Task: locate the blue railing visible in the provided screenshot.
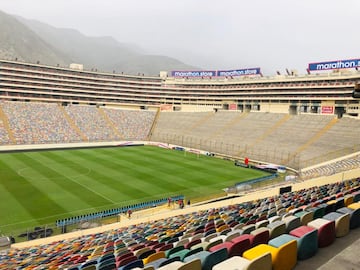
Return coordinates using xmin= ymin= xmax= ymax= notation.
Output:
xmin=56 ymin=195 xmax=184 ymax=227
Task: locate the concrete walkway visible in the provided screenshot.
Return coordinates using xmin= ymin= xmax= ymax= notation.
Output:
xmin=295 ymin=227 xmax=360 ymax=270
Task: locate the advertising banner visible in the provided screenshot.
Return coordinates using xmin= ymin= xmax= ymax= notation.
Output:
xmin=321 ymin=106 xmax=334 ymax=114
xmin=308 ymin=59 xmax=360 ymax=71
xmin=171 ymin=68 xmax=261 ymax=77
xmin=171 ymin=70 xmax=216 ymax=77
xmin=160 ymin=104 xmax=173 ymax=111
xmin=217 ymin=67 xmax=261 ymax=77
xmin=229 ymin=103 xmax=237 ymax=110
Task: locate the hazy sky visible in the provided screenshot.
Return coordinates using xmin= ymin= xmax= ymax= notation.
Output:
xmin=0 ymin=0 xmax=359 ymax=75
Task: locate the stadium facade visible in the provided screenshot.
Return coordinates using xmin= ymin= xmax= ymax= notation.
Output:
xmin=0 ymin=59 xmax=359 ymax=117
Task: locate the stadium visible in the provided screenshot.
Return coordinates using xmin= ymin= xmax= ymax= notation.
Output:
xmin=0 ymin=58 xmax=359 ymax=269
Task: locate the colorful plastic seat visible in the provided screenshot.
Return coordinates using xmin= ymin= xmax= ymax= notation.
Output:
xmin=308 ymin=218 xmax=336 ymax=248
xmin=244 ymin=237 xmax=297 ymax=270
xmin=213 ymin=253 xmax=272 ymax=270
xmin=143 ymin=251 xmax=165 ymax=265
xmin=249 ymin=227 xmax=270 ymax=247
xmin=323 ymin=212 xmax=350 ymax=237
xmin=289 ymin=226 xmax=318 ymax=260
xmin=157 ymin=258 xmax=201 ymax=270
xmin=267 ymin=220 xmax=286 ymax=239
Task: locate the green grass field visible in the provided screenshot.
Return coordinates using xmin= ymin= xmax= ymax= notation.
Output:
xmin=0 ymin=146 xmax=269 ymax=236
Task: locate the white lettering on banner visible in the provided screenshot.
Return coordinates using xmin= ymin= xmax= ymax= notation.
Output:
xmin=316 ymin=60 xmax=360 ymax=70
xmin=173 ymin=71 xmax=215 ymax=77
xmin=199 ymin=71 xmax=214 ymax=77
xmin=218 ymin=69 xmax=258 ymax=77
xmin=172 ymin=68 xmax=260 ymax=77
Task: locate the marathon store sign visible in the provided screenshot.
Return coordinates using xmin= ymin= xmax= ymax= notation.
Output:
xmin=171 ymin=68 xmax=261 ymax=78
xmin=308 ymin=58 xmax=360 ymax=71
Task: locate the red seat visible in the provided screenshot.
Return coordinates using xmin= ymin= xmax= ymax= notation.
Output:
xmin=249 ymin=227 xmax=270 ymax=247
xmin=116 ymin=255 xmax=137 ymax=268
xmin=209 ymin=240 xmax=250 ymax=257
xmin=230 ymin=234 xmax=252 ymax=256
xmin=156 ymin=243 xmax=173 ymax=252
xmin=184 ymin=238 xmax=201 ymax=249
xmin=308 ymin=218 xmax=335 ymax=248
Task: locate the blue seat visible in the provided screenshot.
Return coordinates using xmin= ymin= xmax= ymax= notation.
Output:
xmin=97 ymin=260 xmax=115 ymax=270
xmin=184 ymin=248 xmax=228 ymax=270
xmin=117 ymin=259 xmax=144 ymax=270
xmin=146 ymin=256 xmax=180 ymax=269
xmin=81 ymin=259 xmax=98 ymax=269
xmin=337 ymin=207 xmax=360 ymax=229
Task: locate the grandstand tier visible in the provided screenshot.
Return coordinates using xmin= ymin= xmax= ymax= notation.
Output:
xmin=0 ymin=100 xmax=358 ymax=173
xmin=0 ymin=59 xmax=359 ymax=269
xmin=0 ymin=59 xmax=359 ymax=117
xmin=0 ymin=177 xmax=359 ymax=269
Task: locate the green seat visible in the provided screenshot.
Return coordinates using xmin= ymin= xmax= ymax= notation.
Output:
xmin=169 ymin=247 xmax=203 ymax=261
xmin=165 ymin=245 xmax=184 ymax=258
xmin=159 ymin=236 xmax=171 ymax=243
xmin=184 ymin=248 xmax=228 ymax=270
xmin=169 ymin=249 xmax=190 ymax=260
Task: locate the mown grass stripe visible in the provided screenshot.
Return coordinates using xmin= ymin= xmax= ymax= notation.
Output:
xmin=87 ymin=148 xmax=191 ymax=192
xmin=48 ymin=148 xmax=174 ymax=205
xmin=30 ymin=151 xmax=115 ymax=206
xmin=0 ymin=146 xmax=269 ymax=235
xmin=11 ymin=153 xmax=94 ymax=211
xmin=0 ymin=176 xmax=35 ymax=227
xmin=66 ymin=149 xmax=171 ymax=198
xmin=86 ymin=147 xmax=256 ymax=192
xmin=0 ymin=156 xmax=67 ymax=224
xmin=59 ymin=147 xmax=229 ymax=199
xmin=47 ymin=150 xmax=154 ymax=204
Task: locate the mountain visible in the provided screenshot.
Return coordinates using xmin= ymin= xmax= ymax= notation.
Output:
xmin=0 ymin=10 xmax=196 ymax=75
xmin=0 ymin=10 xmax=70 ymax=66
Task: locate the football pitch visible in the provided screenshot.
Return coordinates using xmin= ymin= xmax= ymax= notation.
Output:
xmin=0 ymin=146 xmax=269 ymax=235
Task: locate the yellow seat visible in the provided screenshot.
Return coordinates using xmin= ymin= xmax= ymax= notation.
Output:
xmin=243 ymin=240 xmax=297 ymax=270
xmin=286 ymin=205 xmax=295 ymax=212
xmin=344 ymin=195 xmax=354 ymax=207
xmin=216 ymin=224 xmax=230 ymax=233
xmin=326 ymin=199 xmax=337 ymax=206
xmin=348 ymin=202 xmax=360 ymax=210
xmin=213 ymin=253 xmax=272 ymax=270
xmin=143 ymin=251 xmax=165 ymax=265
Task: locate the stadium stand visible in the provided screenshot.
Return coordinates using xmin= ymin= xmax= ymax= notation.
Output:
xmin=150 ymin=111 xmax=359 ymax=171
xmin=0 ymin=120 xmax=10 ymax=145
xmin=0 ymin=177 xmax=359 ymax=269
xmin=102 ymin=108 xmax=156 ymax=141
xmin=0 ymin=101 xmax=81 ymax=144
xmin=0 ymin=101 xmax=157 ymax=145
xmin=0 ymin=59 xmax=359 ymax=269
xmin=64 ymin=105 xmax=120 ymax=142
xmin=0 ymin=99 xmax=357 ymax=175
xmin=300 ymin=154 xmax=360 ymax=180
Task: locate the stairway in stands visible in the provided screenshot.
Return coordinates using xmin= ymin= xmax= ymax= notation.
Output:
xmin=208 ymin=112 xmax=249 ymax=142
xmin=182 ymin=111 xmax=215 ymax=136
xmin=58 ymin=104 xmax=88 ymax=142
xmin=148 ymin=108 xmax=161 ymax=141
xmin=245 ymin=114 xmax=291 ymax=153
xmin=282 ymin=117 xmax=339 ymax=165
xmin=0 ymin=104 xmax=16 ymax=144
xmin=97 ymin=107 xmax=124 ymax=140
